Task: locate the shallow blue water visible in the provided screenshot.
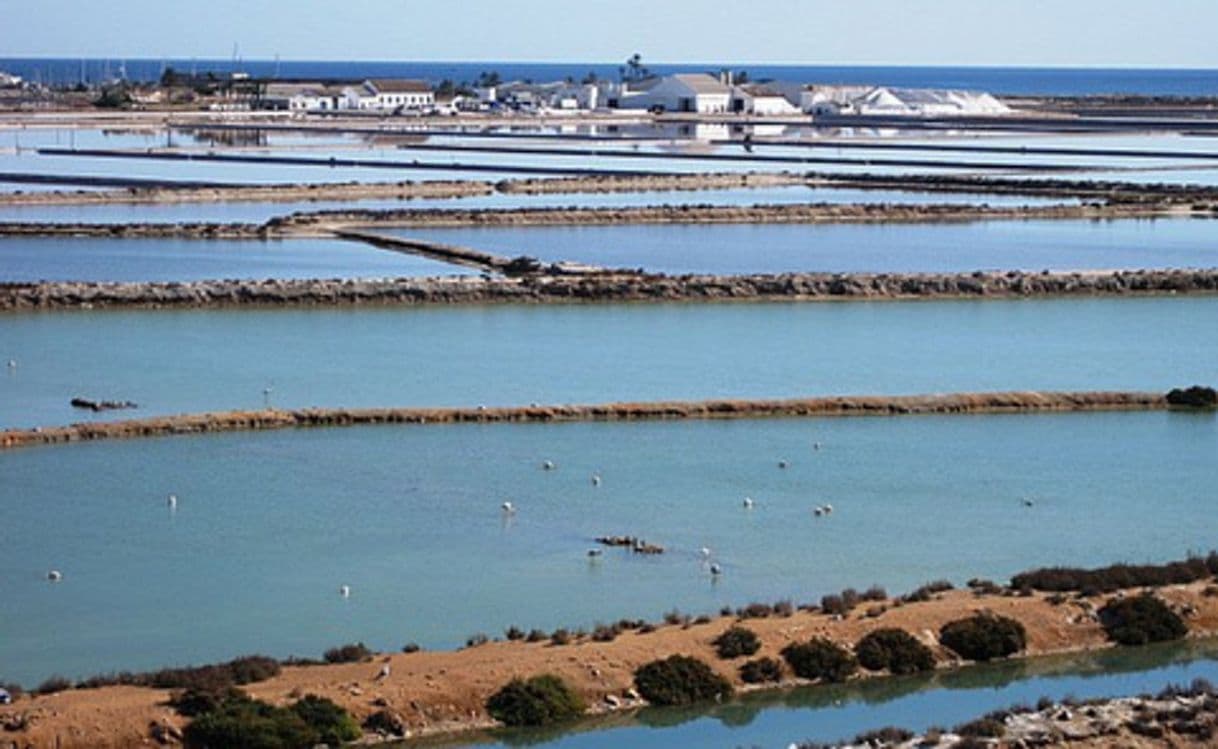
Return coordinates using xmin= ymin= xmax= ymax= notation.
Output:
xmin=1 ymin=410 xmax=1215 ymax=685
xmin=393 ymin=218 xmax=1218 ymax=274
xmin=469 ymin=641 xmax=1218 ymax=748
xmin=2 ymin=297 xmax=1218 ymax=429
xmin=0 ymin=236 xmax=473 ymax=282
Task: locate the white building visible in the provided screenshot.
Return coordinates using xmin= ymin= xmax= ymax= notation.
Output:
xmin=261 ymin=82 xmax=344 ymax=112
xmin=618 ymin=73 xmax=731 ymax=114
xmin=340 ymin=79 xmax=434 ymax=111
xmin=800 ymin=85 xmax=872 ymax=116
xmin=730 ymin=84 xmax=800 ymax=115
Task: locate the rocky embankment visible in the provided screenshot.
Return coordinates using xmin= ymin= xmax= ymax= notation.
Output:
xmin=0 ymin=391 xmax=1172 ymax=449
xmin=0 ymin=179 xmax=494 ymax=206
xmin=824 ymin=688 xmax=1218 ymax=748
xmin=497 ymin=171 xmax=806 ymax=193
xmin=274 ymin=201 xmax=1149 ymax=231
xmin=2 ymin=269 xmax=1216 ymax=311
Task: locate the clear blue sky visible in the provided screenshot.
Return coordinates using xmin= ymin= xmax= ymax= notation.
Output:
xmin=3 ymin=0 xmax=1217 ymax=67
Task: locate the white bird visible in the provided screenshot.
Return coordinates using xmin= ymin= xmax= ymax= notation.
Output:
xmin=587 ymin=548 xmax=603 ymax=557
xmin=167 ymin=493 xmax=177 ymax=508
xmin=501 ymin=501 xmax=516 ymax=514
xmin=743 ymin=497 xmax=754 ymax=509
xmin=339 ymin=585 xmax=351 ymax=597
xmin=47 ymin=570 xmax=63 ymax=582
xmin=542 ymin=460 xmax=556 ymax=471
xmin=709 ymin=563 xmax=723 ymax=576
xmin=778 ymin=460 xmax=789 ymax=469
xmin=812 ymin=442 xmax=822 ymax=451
xmin=375 ymin=663 xmax=391 ymax=680
xmin=813 ymin=506 xmax=825 ymax=517
xmin=824 ymin=504 xmax=834 ymax=514
xmin=1022 ymin=498 xmax=1035 ymax=507
xmin=700 ymin=547 xmax=712 ymax=558
xmin=5 ymin=360 xmax=15 ymax=369
xmin=591 ymin=473 xmax=601 ymax=486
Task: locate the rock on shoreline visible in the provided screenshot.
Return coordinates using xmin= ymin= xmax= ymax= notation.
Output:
xmin=1 ymin=269 xmax=1216 ymax=311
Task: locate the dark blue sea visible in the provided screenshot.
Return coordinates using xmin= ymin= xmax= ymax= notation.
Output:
xmin=2 ymin=58 xmax=1217 ymax=96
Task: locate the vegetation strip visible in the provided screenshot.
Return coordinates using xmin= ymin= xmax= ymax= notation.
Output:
xmin=4 ymin=555 xmax=1218 ymax=748
xmin=0 ymin=390 xmax=1192 ymax=450
xmin=3 ymin=268 xmax=1218 ymax=312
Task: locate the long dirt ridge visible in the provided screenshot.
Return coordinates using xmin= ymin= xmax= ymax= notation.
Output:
xmin=0 ymin=391 xmax=1172 ymax=450
xmin=3 ymin=581 xmax=1217 ymax=748
xmin=3 ymin=268 xmax=1217 ymax=311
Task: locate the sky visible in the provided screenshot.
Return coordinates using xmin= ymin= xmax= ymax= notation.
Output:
xmin=2 ymin=0 xmax=1218 ymax=67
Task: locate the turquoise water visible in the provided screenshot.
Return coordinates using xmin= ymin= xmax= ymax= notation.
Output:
xmin=3 ymin=297 xmax=1218 ymax=429
xmin=1 ymin=411 xmax=1215 ymax=684
xmin=393 ymin=218 xmax=1218 ymax=274
xmin=467 ymin=640 xmax=1218 ymax=748
xmin=0 ymin=237 xmax=474 ymax=282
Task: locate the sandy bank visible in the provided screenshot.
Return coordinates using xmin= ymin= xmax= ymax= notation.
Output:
xmin=2 ymin=268 xmax=1216 ymax=312
xmin=0 ymin=179 xmax=493 ymax=206
xmin=0 ymin=391 xmax=1171 ymax=450
xmin=3 ymin=583 xmax=1217 ymax=748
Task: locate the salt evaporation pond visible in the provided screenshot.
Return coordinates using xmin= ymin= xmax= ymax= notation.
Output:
xmin=0 ymin=186 xmax=1074 ymax=225
xmin=470 ymin=641 xmax=1218 ymax=749
xmin=1 ymin=410 xmax=1215 ymax=684
xmin=3 ymin=296 xmax=1218 ymax=429
xmin=393 ymin=217 xmax=1218 ymax=274
xmin=0 ymin=236 xmax=475 ymax=282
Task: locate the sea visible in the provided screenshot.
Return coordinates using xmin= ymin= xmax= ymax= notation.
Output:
xmin=2 ymin=58 xmax=1217 ymax=96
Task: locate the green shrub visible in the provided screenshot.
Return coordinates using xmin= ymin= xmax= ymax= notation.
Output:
xmin=1167 ymin=386 xmax=1218 ymax=408
xmin=183 ymin=694 xmax=314 ymax=749
xmin=780 ymin=639 xmax=857 ymax=682
xmin=170 ymin=686 xmax=249 ymax=717
xmin=854 ymin=628 xmax=936 ymax=674
xmin=1099 ymin=594 xmax=1188 ymax=645
xmin=290 ymin=694 xmax=361 ymax=745
xmin=486 ymin=674 xmax=585 ymax=727
xmin=633 ymin=655 xmax=733 ymax=706
xmin=323 ymin=643 xmax=372 ymax=664
xmin=739 ymin=657 xmax=783 ymax=684
xmin=901 ymin=580 xmax=954 ymax=603
xmin=713 ymin=626 xmax=761 ymax=659
xmin=1011 ymin=556 xmax=1213 ymax=594
xmin=939 ymin=614 xmax=1026 ymax=661
xmin=955 ymin=716 xmax=1006 ymax=738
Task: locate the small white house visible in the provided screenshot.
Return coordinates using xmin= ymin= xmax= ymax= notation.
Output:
xmin=800 ymin=85 xmax=873 ymax=115
xmin=731 ymin=84 xmax=800 ymax=115
xmin=365 ymin=79 xmax=434 ymax=110
xmin=618 ymin=74 xmax=731 ymax=114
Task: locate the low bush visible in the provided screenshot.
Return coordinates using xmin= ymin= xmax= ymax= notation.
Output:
xmin=526 ymin=629 xmax=548 ymax=643
xmin=901 ymin=580 xmax=954 ymax=603
xmin=738 ymin=602 xmax=775 ymax=619
xmin=633 ymin=655 xmax=733 ymax=706
xmin=854 ymin=628 xmax=936 ymax=674
xmin=75 ymin=655 xmax=281 ymax=693
xmin=820 ymin=594 xmax=850 ymax=616
xmin=1167 ymin=385 xmax=1218 ymax=408
xmin=323 ymin=643 xmax=372 ymax=664
xmin=486 ymin=674 xmax=585 ymax=727
xmin=1099 ymin=594 xmax=1188 ymax=646
xmin=861 ymin=586 xmax=888 ymax=602
xmin=35 ymin=676 xmax=73 ymax=695
xmin=780 ymin=639 xmax=857 ymax=682
xmin=170 ymin=686 xmax=248 ymax=717
xmin=1011 ymin=555 xmax=1216 ymax=594
xmin=182 ymin=690 xmax=359 ymax=749
xmin=853 ymin=726 xmax=915 ymax=745
xmin=505 ymin=626 xmax=525 ymax=641
xmin=713 ymin=626 xmax=761 ymax=659
xmin=773 ymin=599 xmax=795 ymax=617
xmin=954 ymin=716 xmax=1006 ymax=738
xmin=739 ymin=657 xmax=783 ymax=684
xmin=939 ymin=614 xmax=1026 ymax=662
xmin=290 ymin=694 xmax=361 ymax=746
xmin=401 ymin=642 xmax=421 ymax=654
xmin=465 ymin=633 xmax=490 ymax=648
xmin=550 ymin=628 xmax=572 ymax=646
xmin=591 ymin=623 xmax=621 ymax=642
